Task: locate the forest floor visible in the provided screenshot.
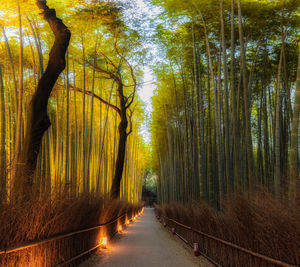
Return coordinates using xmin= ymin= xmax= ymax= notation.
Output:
xmin=80 ymin=207 xmax=213 ymax=267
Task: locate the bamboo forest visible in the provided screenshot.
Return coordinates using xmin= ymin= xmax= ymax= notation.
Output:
xmin=0 ymin=0 xmax=299 ymax=266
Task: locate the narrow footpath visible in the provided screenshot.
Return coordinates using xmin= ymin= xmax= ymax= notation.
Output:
xmin=80 ymin=208 xmax=213 ymax=267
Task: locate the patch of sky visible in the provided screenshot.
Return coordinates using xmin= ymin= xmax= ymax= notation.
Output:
xmin=115 ymin=0 xmax=164 ymax=144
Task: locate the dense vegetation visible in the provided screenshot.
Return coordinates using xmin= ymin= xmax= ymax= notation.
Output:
xmin=151 ymin=0 xmax=299 ymax=207
xmin=0 ymin=1 xmax=147 ymax=265
xmin=0 ymin=0 xmax=148 ymax=202
xmin=151 ymin=0 xmax=300 ymax=264
xmin=0 ymin=0 xmax=299 ymax=265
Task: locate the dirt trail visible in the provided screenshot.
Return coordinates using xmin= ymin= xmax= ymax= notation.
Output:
xmin=80 ymin=207 xmax=213 ymax=267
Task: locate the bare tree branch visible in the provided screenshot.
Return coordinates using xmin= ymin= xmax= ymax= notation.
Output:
xmin=56 ymin=84 xmax=121 ymax=114
xmin=113 ymin=40 xmax=137 ymax=108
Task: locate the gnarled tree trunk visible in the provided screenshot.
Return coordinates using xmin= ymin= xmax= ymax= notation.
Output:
xmin=110 ymin=111 xmax=128 ymax=199
xmin=110 ymin=84 xmax=129 ymax=199
xmin=15 ymin=0 xmax=70 ymax=200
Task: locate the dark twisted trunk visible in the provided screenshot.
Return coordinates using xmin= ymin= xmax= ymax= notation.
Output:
xmin=15 ymin=1 xmax=70 ymax=199
xmin=110 ymin=91 xmax=128 ymax=199
xmin=89 ymin=43 xmax=135 ymax=200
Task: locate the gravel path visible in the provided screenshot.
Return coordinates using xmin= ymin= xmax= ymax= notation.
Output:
xmin=79 ymin=208 xmax=213 ymax=267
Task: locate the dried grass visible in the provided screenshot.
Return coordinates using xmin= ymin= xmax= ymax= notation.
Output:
xmin=156 ymin=192 xmax=300 ymax=266
xmin=0 ymin=193 xmax=143 ymax=266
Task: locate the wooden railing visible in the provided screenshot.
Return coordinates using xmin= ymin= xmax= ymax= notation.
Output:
xmin=0 ymin=207 xmax=144 ymax=266
xmin=155 ymin=210 xmax=296 ymax=267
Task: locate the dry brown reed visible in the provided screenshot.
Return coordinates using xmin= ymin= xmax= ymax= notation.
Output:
xmin=0 ymin=192 xmax=143 ymax=266
xmin=156 ymin=191 xmax=300 ymax=266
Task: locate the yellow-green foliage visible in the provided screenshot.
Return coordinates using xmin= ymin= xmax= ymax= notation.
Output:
xmin=0 ymin=0 xmax=148 ymax=203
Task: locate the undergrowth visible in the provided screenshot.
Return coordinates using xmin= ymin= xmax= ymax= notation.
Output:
xmin=0 ymin=192 xmax=143 ymax=266
xmin=156 ymin=191 xmax=300 ymax=265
